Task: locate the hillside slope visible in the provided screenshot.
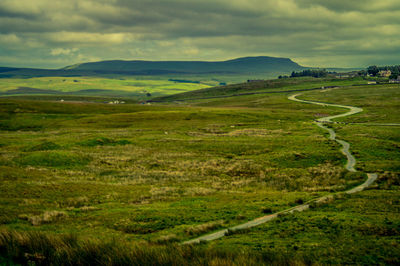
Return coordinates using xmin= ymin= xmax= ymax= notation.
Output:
xmin=63 ymin=56 xmax=305 ymax=74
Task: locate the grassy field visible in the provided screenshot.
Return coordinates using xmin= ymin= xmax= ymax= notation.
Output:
xmin=0 ymin=77 xmax=399 ymax=264
xmin=301 ymin=84 xmax=400 ymax=172
xmin=206 ymin=83 xmax=400 ymax=264
xmin=151 ymin=76 xmax=368 ymax=102
xmin=0 ymin=76 xmax=211 ymax=99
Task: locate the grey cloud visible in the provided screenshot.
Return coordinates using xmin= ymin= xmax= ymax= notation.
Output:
xmin=0 ymin=7 xmax=38 ymax=19
xmin=297 ymin=0 xmax=400 ymax=12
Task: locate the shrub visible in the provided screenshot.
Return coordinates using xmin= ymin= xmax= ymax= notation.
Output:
xmin=295 ymin=198 xmax=304 ymax=204
xmin=262 ymin=207 xmax=273 ymax=214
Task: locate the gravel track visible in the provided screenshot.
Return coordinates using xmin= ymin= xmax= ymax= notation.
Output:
xmin=183 ymin=91 xmax=378 ymax=245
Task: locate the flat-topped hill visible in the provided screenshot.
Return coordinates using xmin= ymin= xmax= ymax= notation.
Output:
xmin=63 ymin=56 xmax=304 ymax=75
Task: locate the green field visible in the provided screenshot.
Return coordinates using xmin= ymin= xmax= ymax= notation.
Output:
xmin=0 ymin=77 xmax=399 ymax=265
xmin=0 ymin=76 xmax=211 ymax=99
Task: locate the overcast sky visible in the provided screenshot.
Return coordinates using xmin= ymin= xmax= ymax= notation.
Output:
xmin=0 ymin=0 xmax=399 ymax=68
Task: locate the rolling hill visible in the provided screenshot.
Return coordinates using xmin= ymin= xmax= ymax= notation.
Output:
xmin=0 ymin=56 xmax=305 ymax=79
xmin=63 ymin=56 xmax=305 ymax=75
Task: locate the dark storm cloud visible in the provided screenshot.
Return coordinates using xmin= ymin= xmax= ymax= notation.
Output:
xmin=0 ymin=0 xmax=399 ymax=68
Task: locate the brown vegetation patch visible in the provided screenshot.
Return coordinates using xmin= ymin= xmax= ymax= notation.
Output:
xmin=19 ymin=211 xmax=68 ymax=226
xmin=227 ymin=128 xmax=283 ymax=137
xmin=150 ymin=186 xmax=178 ymax=199
xmin=184 ymin=220 xmax=225 ymax=236
xmin=185 ymin=187 xmax=216 ymax=196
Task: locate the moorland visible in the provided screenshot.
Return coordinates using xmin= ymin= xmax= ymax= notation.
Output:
xmin=0 ymin=72 xmax=399 ymax=265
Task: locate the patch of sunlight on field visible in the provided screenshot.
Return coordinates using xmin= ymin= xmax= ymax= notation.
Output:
xmin=0 ymin=77 xmax=210 ymax=94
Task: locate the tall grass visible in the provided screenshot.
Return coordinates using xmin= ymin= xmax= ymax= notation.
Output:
xmin=0 ymin=229 xmax=298 ymax=266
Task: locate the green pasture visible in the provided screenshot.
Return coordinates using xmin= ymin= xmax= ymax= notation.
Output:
xmin=0 ymin=76 xmax=210 ymax=97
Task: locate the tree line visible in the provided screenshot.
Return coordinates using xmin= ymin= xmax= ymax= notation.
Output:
xmin=289 ymin=69 xmax=328 ymax=78
xmin=278 ymin=65 xmax=400 ymax=80
xmin=365 ymin=65 xmax=400 ymax=78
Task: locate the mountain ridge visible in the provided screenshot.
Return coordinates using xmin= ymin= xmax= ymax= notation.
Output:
xmin=0 ymin=56 xmax=306 ymax=78
xmin=62 ymin=56 xmax=305 ymax=74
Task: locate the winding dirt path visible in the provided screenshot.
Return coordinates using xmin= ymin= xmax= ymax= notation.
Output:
xmin=287 ymin=93 xmax=364 ymax=172
xmin=183 ymin=91 xmax=377 ymax=245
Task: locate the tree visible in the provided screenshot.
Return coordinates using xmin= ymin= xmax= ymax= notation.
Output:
xmin=367 ymin=66 xmax=379 ymax=76
xmin=358 ymin=70 xmax=367 ymax=76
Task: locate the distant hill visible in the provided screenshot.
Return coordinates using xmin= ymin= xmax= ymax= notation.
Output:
xmin=0 ymin=56 xmax=305 ymax=79
xmin=0 ymin=86 xmax=143 ymax=97
xmin=3 ymin=87 xmax=60 ymax=95
xmin=63 ymin=56 xmax=305 ymax=75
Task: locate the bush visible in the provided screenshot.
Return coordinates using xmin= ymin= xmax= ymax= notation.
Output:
xmin=262 ymin=207 xmax=273 ymax=214
xmin=295 ymin=198 xmax=304 ymax=204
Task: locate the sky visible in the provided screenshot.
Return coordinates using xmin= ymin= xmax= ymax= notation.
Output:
xmin=0 ymin=0 xmax=399 ymax=69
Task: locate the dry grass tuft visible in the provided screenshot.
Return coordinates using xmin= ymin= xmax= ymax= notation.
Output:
xmin=185 ymin=187 xmax=215 ymax=196
xmin=64 ymin=196 xmax=89 ymax=207
xmin=185 ymin=220 xmax=225 ymax=236
xmin=154 ymin=234 xmax=180 ymax=243
xmin=228 ymin=128 xmax=284 ymax=137
xmin=79 ymin=206 xmax=99 ymax=212
xmin=150 ymin=186 xmax=178 ymax=199
xmin=19 ymin=211 xmax=68 ymax=226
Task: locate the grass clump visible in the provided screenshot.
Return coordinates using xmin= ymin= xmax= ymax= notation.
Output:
xmin=0 ymin=166 xmax=32 ymax=180
xmin=0 ymin=120 xmax=43 ymax=131
xmin=224 ymin=228 xmax=250 ymax=236
xmin=78 ymin=137 xmax=132 ymax=147
xmin=63 ymin=196 xmax=90 ymax=208
xmin=24 ymin=141 xmax=61 ymax=152
xmin=154 ymin=234 xmax=180 ymax=244
xmin=16 ymin=151 xmax=90 ymax=168
xmin=184 ymin=220 xmax=225 ymax=236
xmin=0 ymin=230 xmax=268 ymax=266
xmin=377 ymin=171 xmax=400 ymax=189
xmin=19 ymin=211 xmax=68 ymax=226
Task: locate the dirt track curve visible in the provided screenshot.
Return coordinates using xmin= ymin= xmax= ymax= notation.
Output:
xmin=183 ymin=90 xmax=377 ymax=245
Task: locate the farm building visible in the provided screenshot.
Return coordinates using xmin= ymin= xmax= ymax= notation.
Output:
xmin=378 ymin=70 xmax=391 ymax=77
